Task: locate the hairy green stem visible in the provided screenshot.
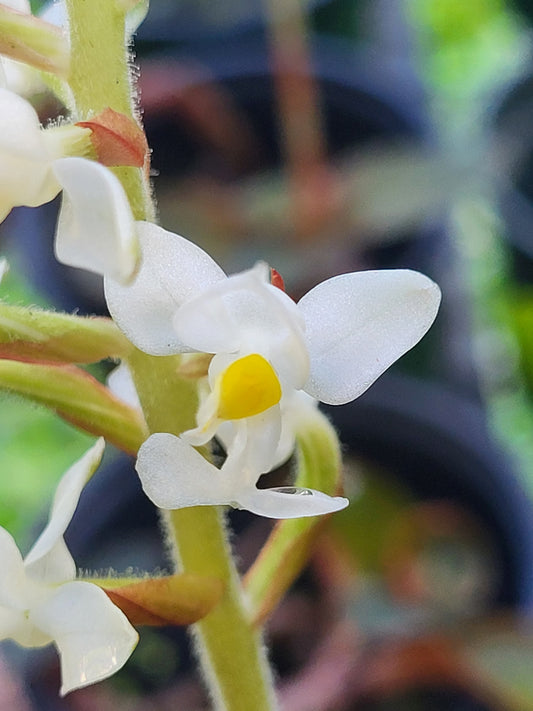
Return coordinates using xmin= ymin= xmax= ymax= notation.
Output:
xmin=128 ymin=351 xmax=277 ymax=710
xmin=65 ymin=3 xmax=277 ymax=706
xmin=65 ymin=0 xmax=153 ymax=221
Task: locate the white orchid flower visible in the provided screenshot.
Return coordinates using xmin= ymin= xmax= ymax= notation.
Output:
xmin=105 ymin=222 xmax=441 ymax=466
xmin=0 ymin=439 xmax=138 ymax=696
xmin=0 ymin=87 xmax=63 ymax=221
xmin=0 ymin=88 xmax=137 ymax=282
xmin=52 ymin=157 xmax=139 ymax=282
xmin=136 ymin=429 xmax=348 ymax=519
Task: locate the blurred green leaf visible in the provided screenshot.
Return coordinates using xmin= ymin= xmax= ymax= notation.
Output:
xmin=0 ymin=397 xmax=93 ymax=537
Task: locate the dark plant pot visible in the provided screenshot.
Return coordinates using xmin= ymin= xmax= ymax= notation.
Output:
xmin=325 ymin=371 xmax=533 ymax=611
xmin=134 ymin=0 xmax=366 ymax=49
xmin=144 ymin=37 xmax=433 ymax=254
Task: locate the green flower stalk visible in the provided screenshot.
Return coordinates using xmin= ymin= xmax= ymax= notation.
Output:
xmin=64 ymin=1 xmax=280 ymax=708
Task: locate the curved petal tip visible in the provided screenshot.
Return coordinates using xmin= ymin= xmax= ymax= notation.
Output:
xmin=237 ymin=486 xmax=349 ymax=519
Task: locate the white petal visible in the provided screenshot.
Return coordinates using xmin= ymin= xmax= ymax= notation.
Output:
xmin=299 ymin=269 xmax=441 ymax=404
xmin=106 ymin=361 xmax=141 ymax=410
xmin=0 ymin=527 xmax=26 ymax=608
xmin=125 ymin=0 xmax=149 ymax=35
xmin=173 ymin=265 xmax=309 ymax=386
xmin=0 ymin=528 xmax=52 ymax=647
xmin=31 ymin=580 xmax=138 ymax=696
xmin=235 ymin=486 xmax=349 ymax=519
xmin=53 ymin=158 xmax=138 ymax=283
xmin=104 ymin=222 xmax=226 ymax=355
xmin=0 ymin=88 xmax=59 ymax=220
xmin=136 ymin=432 xmax=229 ymax=509
xmin=24 ymin=439 xmax=105 ymax=583
xmin=172 ymin=264 xmax=269 ymax=354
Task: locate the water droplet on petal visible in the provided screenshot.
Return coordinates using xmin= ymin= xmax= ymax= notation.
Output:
xmin=269 ymin=487 xmax=313 ymax=496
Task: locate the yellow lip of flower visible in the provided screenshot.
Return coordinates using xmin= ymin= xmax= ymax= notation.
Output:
xmin=216 ymin=353 xmax=282 ymax=421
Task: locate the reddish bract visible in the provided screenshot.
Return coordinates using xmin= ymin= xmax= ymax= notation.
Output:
xmin=77 ymin=107 xmax=148 ymax=168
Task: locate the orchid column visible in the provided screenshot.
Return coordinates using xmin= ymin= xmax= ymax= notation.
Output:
xmin=64 ymin=0 xmax=278 ymax=709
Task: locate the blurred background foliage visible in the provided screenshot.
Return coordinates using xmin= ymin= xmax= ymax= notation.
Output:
xmin=5 ymin=0 xmax=533 ymax=709
xmin=0 ymin=260 xmax=93 ymax=540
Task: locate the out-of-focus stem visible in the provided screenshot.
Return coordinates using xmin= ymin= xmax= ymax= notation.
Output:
xmin=265 ymin=0 xmax=335 ymax=240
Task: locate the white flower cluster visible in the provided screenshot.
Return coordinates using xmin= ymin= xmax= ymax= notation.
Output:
xmin=0 ymin=0 xmax=441 ymax=693
xmin=0 ymin=79 xmax=441 ymax=521
xmin=0 ymin=441 xmax=137 ymax=695
xmin=0 ymin=68 xmax=441 ymax=519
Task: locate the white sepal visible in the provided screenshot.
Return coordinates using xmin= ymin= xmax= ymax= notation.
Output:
xmin=107 ymin=361 xmax=141 ymax=411
xmin=24 ymin=438 xmax=105 ymax=583
xmin=33 ymin=580 xmax=138 ymax=696
xmin=0 ymin=439 xmax=138 ymax=694
xmin=53 ymin=157 xmax=139 ymax=283
xmin=40 ymin=0 xmax=66 ymax=26
xmin=124 ymin=0 xmax=149 ymax=35
xmin=0 ymin=257 xmax=9 ymax=283
xmin=298 ymin=269 xmax=442 ymax=404
xmin=104 ymin=222 xmax=226 ymax=355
